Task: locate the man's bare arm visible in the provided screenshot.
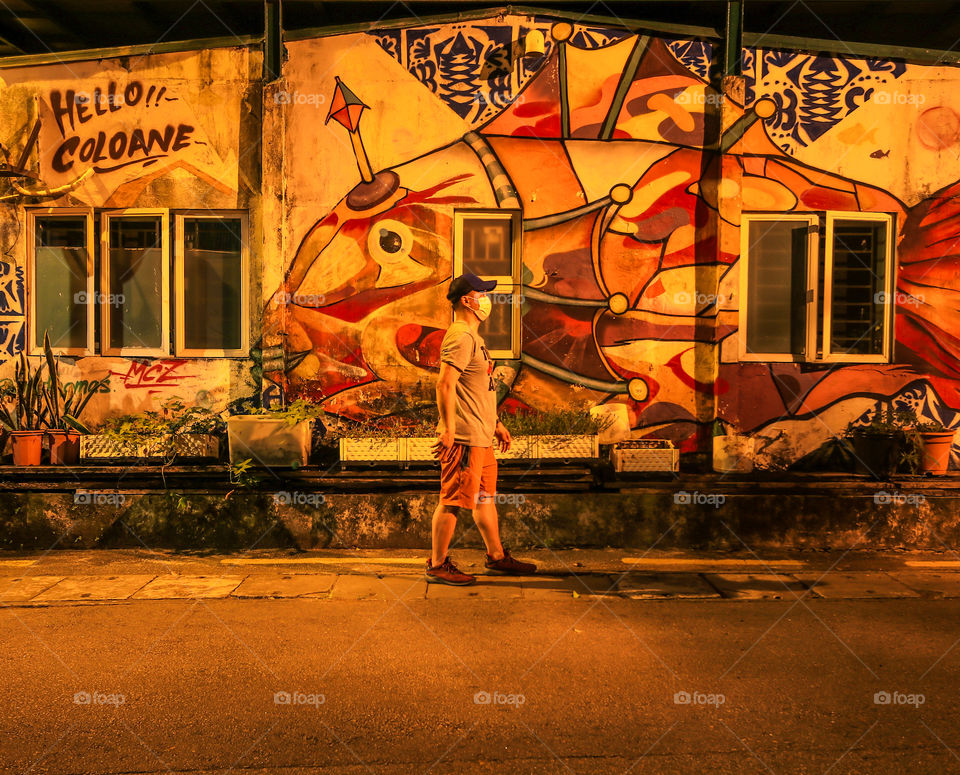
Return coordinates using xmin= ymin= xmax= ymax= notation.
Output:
xmin=436 ymin=362 xmax=459 ymax=433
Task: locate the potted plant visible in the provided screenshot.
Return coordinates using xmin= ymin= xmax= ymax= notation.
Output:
xmin=0 ymin=350 xmax=50 ymax=466
xmin=909 ymin=420 xmax=955 ymax=475
xmin=501 ymin=405 xmax=611 ymax=462
xmin=611 ymin=438 xmax=679 ymax=472
xmin=89 ymin=396 xmax=224 ymax=465
xmin=333 ymin=381 xmax=446 ymax=467
xmin=844 ymin=403 xmax=911 ymax=479
xmin=711 ymin=418 xmax=755 ymax=473
xmin=334 ymin=415 xmax=437 ymax=467
xmin=40 ymin=332 xmax=110 ymax=465
xmin=336 ymin=416 xmax=403 ymax=465
xmin=226 ymin=397 xmax=322 ymax=468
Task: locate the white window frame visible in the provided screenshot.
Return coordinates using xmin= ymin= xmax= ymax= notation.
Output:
xmin=738 ymin=213 xmax=819 ymax=363
xmin=453 ymin=209 xmax=522 ymax=359
xmin=26 ymin=207 xmax=95 ymax=356
xmin=740 ymin=211 xmax=896 ymax=364
xmin=173 ymin=211 xmax=250 ymax=358
xmin=821 ymin=211 xmax=895 ymax=364
xmin=100 ymin=209 xmax=170 ymax=357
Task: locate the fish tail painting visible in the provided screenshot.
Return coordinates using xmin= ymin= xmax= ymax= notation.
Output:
xmin=263 ymin=17 xmax=960 ymax=466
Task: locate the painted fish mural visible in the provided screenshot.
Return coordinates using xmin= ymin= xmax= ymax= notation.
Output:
xmin=262 ymin=22 xmax=960 ymax=464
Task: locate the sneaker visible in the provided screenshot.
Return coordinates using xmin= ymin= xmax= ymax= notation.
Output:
xmin=484 ymin=547 xmax=537 ymax=575
xmin=425 ymin=556 xmax=477 ymax=586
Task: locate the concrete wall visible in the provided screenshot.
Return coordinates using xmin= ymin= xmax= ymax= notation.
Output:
xmin=2 ymin=487 xmax=958 ymax=551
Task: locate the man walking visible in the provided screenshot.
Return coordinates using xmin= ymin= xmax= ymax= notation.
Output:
xmin=427 ymin=273 xmax=537 ymax=585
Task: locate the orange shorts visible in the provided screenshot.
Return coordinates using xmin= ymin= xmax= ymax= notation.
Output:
xmin=439 ymin=444 xmax=498 ymax=509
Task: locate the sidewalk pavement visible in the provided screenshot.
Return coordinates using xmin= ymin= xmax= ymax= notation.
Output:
xmin=3 ymin=548 xmax=960 ymax=605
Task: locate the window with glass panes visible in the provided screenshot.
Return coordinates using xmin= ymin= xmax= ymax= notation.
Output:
xmin=29 ymin=211 xmax=94 ymax=354
xmin=453 ymin=210 xmax=521 ymax=359
xmin=175 ymin=214 xmax=247 ymax=356
xmin=101 ymin=211 xmax=168 ymax=356
xmin=740 ymin=212 xmax=894 ymax=363
xmin=28 ymin=208 xmax=249 ymax=358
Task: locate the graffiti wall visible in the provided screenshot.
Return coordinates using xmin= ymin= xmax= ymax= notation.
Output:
xmin=3 ymin=12 xmax=959 ymax=467
xmin=264 ymin=13 xmax=960 ymax=465
xmin=0 ymin=46 xmax=261 ymax=423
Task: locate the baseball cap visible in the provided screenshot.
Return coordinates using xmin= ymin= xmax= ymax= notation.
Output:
xmin=446 ymin=272 xmax=497 ymax=303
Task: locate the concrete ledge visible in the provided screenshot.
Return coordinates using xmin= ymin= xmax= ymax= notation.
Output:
xmin=1 ymin=479 xmax=959 ymax=551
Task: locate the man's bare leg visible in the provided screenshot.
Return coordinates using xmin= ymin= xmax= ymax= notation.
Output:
xmin=431 ymin=503 xmax=459 ymax=567
xmin=473 ymin=499 xmax=505 ymax=561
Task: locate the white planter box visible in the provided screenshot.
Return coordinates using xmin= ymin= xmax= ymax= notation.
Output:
xmin=532 ymin=434 xmax=600 ymax=460
xmin=402 ymin=437 xmax=438 ymax=461
xmin=227 ymin=416 xmax=312 ymax=467
xmin=712 ymin=435 xmax=755 ymax=473
xmin=80 ymin=435 xmax=142 ymax=459
xmin=339 ymin=434 xmax=599 ymax=465
xmin=495 ymin=435 xmax=534 ymax=461
xmin=339 ymin=437 xmax=401 ymax=464
xmin=611 ymin=439 xmax=679 ymax=472
xmin=81 ymin=433 xmax=219 ymax=461
xmin=142 ymin=433 xmax=220 ymax=460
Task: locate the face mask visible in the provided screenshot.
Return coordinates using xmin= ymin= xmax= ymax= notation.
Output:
xmin=465 ymin=293 xmax=492 ymax=322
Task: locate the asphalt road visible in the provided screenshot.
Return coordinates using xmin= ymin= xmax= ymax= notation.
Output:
xmin=3 ymin=588 xmax=960 ymax=774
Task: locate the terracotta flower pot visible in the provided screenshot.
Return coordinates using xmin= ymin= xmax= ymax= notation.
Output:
xmin=47 ymin=429 xmax=81 ymax=465
xmin=10 ymin=430 xmax=44 ymax=466
xmin=920 ymin=431 xmax=955 ymax=474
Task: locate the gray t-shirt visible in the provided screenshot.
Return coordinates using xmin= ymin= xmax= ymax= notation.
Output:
xmin=438 ymin=320 xmax=497 ymax=447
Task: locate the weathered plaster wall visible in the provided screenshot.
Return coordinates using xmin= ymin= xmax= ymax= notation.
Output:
xmin=0 ymin=45 xmax=264 ymax=425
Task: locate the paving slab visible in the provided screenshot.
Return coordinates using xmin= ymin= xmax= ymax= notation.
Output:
xmin=794 ymin=571 xmax=921 ymax=599
xmin=131 ymin=575 xmax=245 ymax=600
xmin=704 ymin=572 xmax=809 ymax=600
xmin=0 ymin=576 xmax=65 ymax=602
xmin=615 ymin=572 xmax=721 ymax=599
xmin=231 ymin=573 xmax=337 ymax=598
xmin=622 ymin=558 xmax=806 ymax=571
xmin=427 ymin=575 xmax=523 ymax=600
xmin=520 ymin=574 xmax=618 ymax=600
xmin=887 ymin=571 xmax=960 ymax=598
xmin=329 ymin=574 xmax=428 ymax=601
xmin=32 ymin=575 xmax=156 ymax=602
